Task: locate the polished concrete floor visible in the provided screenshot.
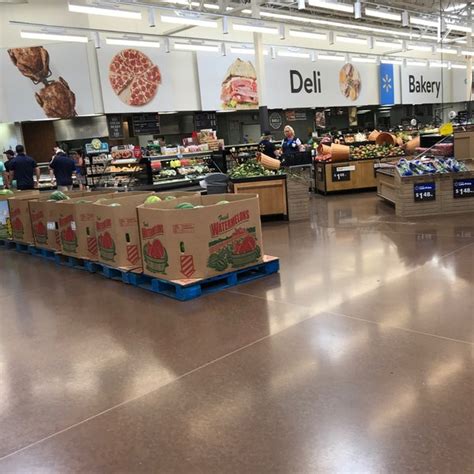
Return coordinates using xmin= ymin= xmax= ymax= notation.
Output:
xmin=0 ymin=192 xmax=473 ymax=473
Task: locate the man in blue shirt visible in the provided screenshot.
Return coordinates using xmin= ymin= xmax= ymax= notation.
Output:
xmin=9 ymin=145 xmax=40 ymax=190
xmin=49 ymin=148 xmax=76 ymax=191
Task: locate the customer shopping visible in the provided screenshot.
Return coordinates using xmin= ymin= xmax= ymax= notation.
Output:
xmin=50 ymin=147 xmax=76 ymax=191
xmin=9 ymin=145 xmax=40 ymax=190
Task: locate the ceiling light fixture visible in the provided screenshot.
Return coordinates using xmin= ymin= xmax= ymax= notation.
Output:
xmin=436 ymin=47 xmax=457 ymax=54
xmin=318 ymin=53 xmax=345 ymax=61
xmin=20 ymin=30 xmax=88 ymax=43
xmin=336 ymin=35 xmax=367 ymax=45
xmin=229 ymin=46 xmax=255 ymax=55
xmin=277 ymin=50 xmax=310 ymax=59
xmin=352 ymin=56 xmax=377 ymax=63
xmin=380 ymin=58 xmax=403 ymax=64
xmin=161 ymin=15 xmax=217 ymax=28
xmin=365 ymin=8 xmax=401 ymax=22
xmin=68 ymin=2 xmax=141 ymax=19
xmin=409 ymin=16 xmax=439 ymax=28
xmin=174 ymin=42 xmax=219 ymax=52
xmin=408 ymin=44 xmax=433 ymax=52
xmin=308 ymin=0 xmax=354 ymax=13
xmin=106 ymin=37 xmax=161 ymax=48
xmin=430 ymin=61 xmax=448 ymax=68
xmin=461 ymin=50 xmax=474 ymax=56
xmin=451 ymin=63 xmax=467 ymax=69
xmin=445 ymin=22 xmax=471 ymax=33
xmin=232 ymin=23 xmax=279 ymax=34
xmin=407 ymin=60 xmax=427 ymax=66
xmin=375 ymin=40 xmax=402 ymax=48
xmin=288 ymin=29 xmax=326 ymax=40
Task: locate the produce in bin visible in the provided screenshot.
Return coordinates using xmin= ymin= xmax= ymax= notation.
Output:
xmin=48 ymin=190 xmax=70 ymax=201
xmin=349 ymin=144 xmax=404 ymax=160
xmin=396 ymin=157 xmax=468 ymax=176
xmin=229 ymin=160 xmax=281 ymax=179
xmin=0 ymin=190 xmax=14 ymax=196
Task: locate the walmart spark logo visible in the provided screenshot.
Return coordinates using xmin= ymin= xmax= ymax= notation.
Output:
xmin=380 ymin=64 xmax=395 ymax=104
xmin=382 ymin=74 xmax=392 ymax=93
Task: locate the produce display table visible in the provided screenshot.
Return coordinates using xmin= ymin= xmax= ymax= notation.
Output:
xmin=377 ymin=164 xmax=474 ymax=217
xmin=314 ymin=158 xmax=395 ymax=194
xmin=230 ymin=175 xmax=288 ymax=218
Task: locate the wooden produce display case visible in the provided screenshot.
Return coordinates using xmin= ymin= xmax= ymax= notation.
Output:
xmin=377 ymin=161 xmax=474 ymax=217
xmin=314 ymin=158 xmax=391 ymax=194
xmin=230 ymin=175 xmax=288 ymax=219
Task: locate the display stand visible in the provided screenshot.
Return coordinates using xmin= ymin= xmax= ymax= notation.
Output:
xmin=377 ymin=163 xmax=474 ymax=217
xmin=230 ymin=175 xmax=288 ymax=218
xmin=314 ymin=158 xmax=393 ymax=194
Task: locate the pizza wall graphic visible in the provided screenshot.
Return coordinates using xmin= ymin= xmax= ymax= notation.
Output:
xmin=109 ymin=49 xmax=161 ymax=106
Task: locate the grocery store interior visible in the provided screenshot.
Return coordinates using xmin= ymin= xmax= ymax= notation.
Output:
xmin=0 ymin=0 xmax=473 ymax=472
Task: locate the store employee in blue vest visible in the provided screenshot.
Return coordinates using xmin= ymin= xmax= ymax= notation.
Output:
xmin=281 ymin=125 xmax=302 ymax=155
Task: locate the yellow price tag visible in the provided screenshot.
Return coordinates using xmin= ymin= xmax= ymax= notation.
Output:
xmin=439 ymin=122 xmax=453 ymax=136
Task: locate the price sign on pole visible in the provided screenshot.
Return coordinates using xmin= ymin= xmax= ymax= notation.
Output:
xmin=453 ymin=179 xmax=474 ymax=198
xmin=414 ymin=183 xmax=436 ymax=202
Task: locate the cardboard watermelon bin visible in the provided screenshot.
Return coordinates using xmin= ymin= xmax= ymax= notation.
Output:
xmin=28 ymin=191 xmax=107 ymax=251
xmin=1 ymin=190 xmax=39 ymax=240
xmin=7 ymin=191 xmax=41 ymax=244
xmin=94 ymin=193 xmax=154 ymax=271
xmin=56 ymin=191 xmax=145 ymax=260
xmin=137 ymin=193 xmax=264 ymax=281
xmin=93 ymin=192 xmax=196 ymax=271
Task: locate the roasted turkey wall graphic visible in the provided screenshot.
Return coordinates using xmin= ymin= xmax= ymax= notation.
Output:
xmin=109 ymin=49 xmax=161 ymax=106
xmin=339 ymin=63 xmax=361 ymax=101
xmin=8 ymin=46 xmax=77 ymax=118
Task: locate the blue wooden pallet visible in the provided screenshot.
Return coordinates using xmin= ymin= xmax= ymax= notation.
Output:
xmin=0 ymin=239 xmax=16 ymax=249
xmin=83 ymin=261 xmax=130 ymax=282
xmin=31 ymin=246 xmax=56 ymax=261
xmin=55 ymin=253 xmax=89 ymax=271
xmin=14 ymin=241 xmax=30 ymax=253
xmin=129 ymin=258 xmax=280 ymax=301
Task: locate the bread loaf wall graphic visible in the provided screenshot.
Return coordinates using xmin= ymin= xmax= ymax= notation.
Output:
xmin=221 ymin=58 xmax=258 ymax=109
xmin=339 ymin=63 xmax=361 ymax=101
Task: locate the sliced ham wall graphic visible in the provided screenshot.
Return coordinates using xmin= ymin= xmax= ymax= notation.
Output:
xmin=97 ymin=45 xmax=200 ymax=112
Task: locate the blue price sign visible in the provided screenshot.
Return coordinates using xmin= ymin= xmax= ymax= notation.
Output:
xmin=414 ymin=182 xmax=436 ymax=202
xmin=453 ymin=179 xmax=474 ymax=198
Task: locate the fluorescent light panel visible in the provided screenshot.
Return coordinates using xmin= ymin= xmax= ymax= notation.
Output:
xmin=161 ymin=15 xmax=217 ymax=28
xmin=232 ymin=23 xmax=278 ymax=34
xmin=318 ymin=54 xmax=345 ymax=61
xmin=68 ymin=3 xmax=141 ymax=19
xmin=461 ymin=50 xmax=474 ymax=56
xmin=365 ymin=8 xmax=401 ymax=21
xmin=106 ymin=38 xmax=161 ymax=48
xmin=277 ymin=51 xmax=310 ymax=58
xmin=375 ymin=40 xmax=402 ymax=48
xmin=407 ymin=60 xmax=427 ymax=66
xmin=430 ymin=61 xmax=448 ymax=68
xmin=289 ymin=30 xmax=326 ymax=40
xmin=174 ymin=43 xmax=219 ymax=51
xmin=408 ymin=44 xmax=432 ymax=52
xmin=308 ymin=0 xmax=354 ymax=13
xmin=381 ymin=59 xmax=403 ymax=64
xmin=20 ymin=30 xmax=88 ymax=43
xmin=352 ymin=57 xmax=377 ymax=63
xmin=410 ymin=16 xmax=439 ymax=28
xmin=436 ymin=47 xmax=457 ymax=54
xmin=451 ymin=64 xmax=467 ymax=69
xmin=445 ymin=22 xmax=471 ymax=33
xmin=336 ymin=35 xmax=366 ymax=45
xmin=229 ymin=46 xmax=255 ymax=55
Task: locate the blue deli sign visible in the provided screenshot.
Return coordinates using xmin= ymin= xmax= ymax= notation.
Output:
xmin=380 ymin=63 xmax=395 ymax=105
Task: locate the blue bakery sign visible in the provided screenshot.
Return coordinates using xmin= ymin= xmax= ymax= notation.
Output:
xmin=380 ymin=63 xmax=395 ymax=105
